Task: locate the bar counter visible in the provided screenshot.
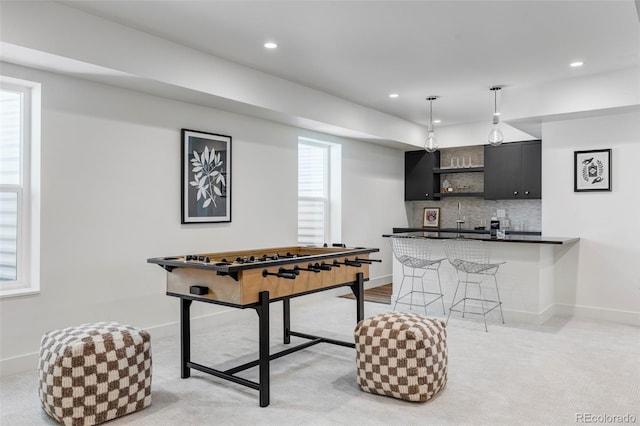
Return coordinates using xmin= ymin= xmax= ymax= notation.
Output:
xmin=385 ymin=230 xmax=578 ymax=245
xmin=384 ymin=229 xmax=580 ymax=325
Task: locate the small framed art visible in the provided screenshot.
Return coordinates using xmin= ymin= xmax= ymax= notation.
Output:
xmin=181 ymin=129 xmax=231 ymax=223
xmin=574 ymin=149 xmax=611 ymax=192
xmin=423 ymin=207 xmax=440 ymax=228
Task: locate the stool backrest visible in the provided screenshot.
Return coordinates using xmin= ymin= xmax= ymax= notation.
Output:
xmin=390 ymin=236 xmax=433 ymax=267
xmin=442 ymin=239 xmax=491 ymax=266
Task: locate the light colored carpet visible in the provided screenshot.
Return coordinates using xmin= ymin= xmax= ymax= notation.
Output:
xmin=1 ymin=294 xmax=639 ymax=425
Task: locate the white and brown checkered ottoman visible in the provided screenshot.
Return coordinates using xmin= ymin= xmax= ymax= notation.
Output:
xmin=354 ymin=311 xmax=447 ymax=402
xmin=38 ymin=322 xmax=152 ymax=426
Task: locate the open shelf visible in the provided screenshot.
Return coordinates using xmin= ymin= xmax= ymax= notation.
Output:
xmin=433 ymin=167 xmax=484 ymax=174
xmin=435 ymin=192 xmax=484 ymax=197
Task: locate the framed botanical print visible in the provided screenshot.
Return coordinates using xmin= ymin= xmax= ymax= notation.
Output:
xmin=181 ymin=129 xmax=231 ymax=223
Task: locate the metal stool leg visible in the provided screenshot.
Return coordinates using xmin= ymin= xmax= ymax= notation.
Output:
xmin=462 ymin=271 xmax=469 ymax=318
xmin=493 ymin=274 xmax=505 ymax=324
xmin=419 ymin=272 xmax=429 ymax=316
xmin=393 ymin=266 xmax=409 ymax=311
xmin=446 ymin=277 xmax=462 ymax=325
xmin=409 ymin=269 xmax=416 ymax=311
xmin=477 ymin=279 xmax=488 ymax=332
xmin=436 ymin=268 xmax=446 ymax=315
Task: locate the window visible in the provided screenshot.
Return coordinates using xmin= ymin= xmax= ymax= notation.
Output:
xmin=1 ymin=77 xmax=40 ymax=297
xmin=297 ymin=138 xmax=341 ymax=246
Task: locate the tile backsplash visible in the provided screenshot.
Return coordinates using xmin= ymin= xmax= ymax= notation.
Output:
xmin=409 ymin=198 xmax=541 ymax=231
xmin=406 ymin=145 xmax=542 ymax=232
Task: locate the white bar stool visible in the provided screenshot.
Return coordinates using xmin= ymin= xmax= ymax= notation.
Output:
xmin=389 ymin=235 xmax=446 ymax=315
xmin=442 ymin=239 xmax=505 ymax=331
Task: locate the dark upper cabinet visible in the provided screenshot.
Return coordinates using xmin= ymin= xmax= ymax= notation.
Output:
xmin=484 ymin=140 xmax=541 ymax=199
xmin=405 ymin=150 xmax=440 ymax=200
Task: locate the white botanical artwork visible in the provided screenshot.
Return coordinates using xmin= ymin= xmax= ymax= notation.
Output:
xmin=189 ymin=146 xmax=226 ymax=209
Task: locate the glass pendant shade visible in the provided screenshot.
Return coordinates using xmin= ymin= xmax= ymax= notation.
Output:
xmin=488 ymin=113 xmax=504 ymax=146
xmin=425 ymin=130 xmax=438 ymax=153
xmin=488 ymin=86 xmax=504 ymax=146
xmin=424 ymin=96 xmax=439 ymax=152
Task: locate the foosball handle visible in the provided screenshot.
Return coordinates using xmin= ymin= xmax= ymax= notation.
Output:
xmin=332 ymin=259 xmax=360 ymax=267
xmin=315 ymin=262 xmax=333 ymax=271
xmin=278 ymin=272 xmax=297 ymax=280
xmin=262 ymin=269 xmax=297 ymax=280
xmin=278 ymin=267 xmax=300 ymax=276
xmin=294 ymin=264 xmax=321 ymax=273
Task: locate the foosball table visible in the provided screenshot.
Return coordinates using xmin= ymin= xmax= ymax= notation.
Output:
xmin=147 ymin=245 xmax=380 ymax=407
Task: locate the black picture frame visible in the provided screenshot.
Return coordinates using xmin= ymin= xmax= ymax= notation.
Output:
xmin=181 ymin=129 xmax=231 ymax=223
xmin=574 ymin=149 xmax=611 ymax=192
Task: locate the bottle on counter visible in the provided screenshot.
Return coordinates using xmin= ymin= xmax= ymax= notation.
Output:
xmin=490 ymin=216 xmax=500 ymax=238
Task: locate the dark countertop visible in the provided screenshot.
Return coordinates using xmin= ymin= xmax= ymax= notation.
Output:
xmin=385 ymin=229 xmax=579 ymax=245
xmin=393 ymin=227 xmax=543 ymax=235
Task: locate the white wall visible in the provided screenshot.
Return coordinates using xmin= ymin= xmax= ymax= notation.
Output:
xmin=542 ymin=110 xmax=640 ymax=322
xmin=0 ymin=63 xmax=406 ymax=374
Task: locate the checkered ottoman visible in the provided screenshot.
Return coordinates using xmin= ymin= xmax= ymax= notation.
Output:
xmin=38 ymin=322 xmax=152 ymax=426
xmin=354 ymin=311 xmax=447 ymax=402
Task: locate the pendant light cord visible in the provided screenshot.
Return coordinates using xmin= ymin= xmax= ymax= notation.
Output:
xmin=426 ymin=96 xmax=437 ymax=131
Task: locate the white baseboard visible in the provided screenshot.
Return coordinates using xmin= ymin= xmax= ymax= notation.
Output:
xmin=0 ymin=353 xmax=40 ymax=378
xmin=499 ymin=303 xmax=558 ymax=325
xmin=500 ymin=303 xmax=640 ymax=326
xmin=554 ymin=303 xmax=640 ymax=326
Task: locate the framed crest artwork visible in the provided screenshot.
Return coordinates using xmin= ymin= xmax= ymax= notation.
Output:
xmin=574 ymin=149 xmax=611 ymax=192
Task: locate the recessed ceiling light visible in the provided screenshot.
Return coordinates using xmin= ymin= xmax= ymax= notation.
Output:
xmin=570 ymin=61 xmax=584 ymax=67
xmin=264 ymin=42 xmax=278 ymax=49
xmin=433 ymin=120 xmax=441 ymax=124
xmin=389 ymin=93 xmax=399 ymax=98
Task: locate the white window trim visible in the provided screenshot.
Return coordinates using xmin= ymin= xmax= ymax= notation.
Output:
xmin=1 ymin=76 xmax=41 ymax=298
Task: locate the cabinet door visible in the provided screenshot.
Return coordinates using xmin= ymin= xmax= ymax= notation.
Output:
xmin=404 ymin=150 xmax=440 ymax=200
xmin=521 ymin=141 xmax=541 ymax=198
xmin=484 ymin=143 xmax=522 ymax=199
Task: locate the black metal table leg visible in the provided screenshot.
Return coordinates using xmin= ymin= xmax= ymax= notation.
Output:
xmin=257 ymin=291 xmax=270 ymax=407
xmin=283 ymin=298 xmax=291 ymax=344
xmin=350 ymin=272 xmax=365 ymax=322
xmin=174 ymin=274 xmax=368 ymax=407
xmin=180 ymin=298 xmax=193 ymax=378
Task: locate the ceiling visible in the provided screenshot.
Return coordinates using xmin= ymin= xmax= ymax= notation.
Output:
xmin=54 ymin=0 xmax=639 ymax=129
xmin=1 ymin=0 xmax=638 ymax=147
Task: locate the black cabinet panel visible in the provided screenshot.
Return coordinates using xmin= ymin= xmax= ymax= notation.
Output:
xmin=484 ymin=140 xmax=541 ymax=200
xmin=405 ymin=150 xmax=440 ymax=200
xmin=484 ymin=143 xmax=522 ymax=199
xmin=521 ymin=142 xmax=541 ymax=198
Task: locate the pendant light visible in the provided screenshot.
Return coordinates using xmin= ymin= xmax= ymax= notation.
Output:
xmin=424 ymin=96 xmax=439 ymax=153
xmin=488 ymin=86 xmax=504 ymax=146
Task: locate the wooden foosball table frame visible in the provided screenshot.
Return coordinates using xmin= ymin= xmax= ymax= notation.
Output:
xmin=148 ymin=245 xmax=380 ymax=407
